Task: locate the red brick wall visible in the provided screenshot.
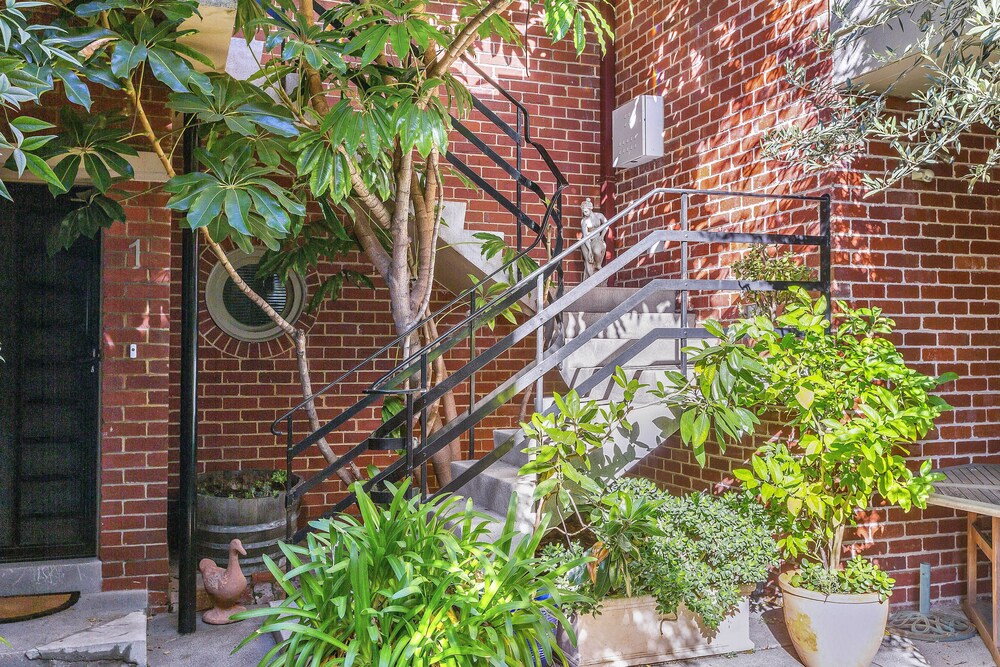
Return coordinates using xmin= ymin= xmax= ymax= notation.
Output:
xmin=613 ymin=0 xmax=1000 ymax=606
xmin=99 ymin=185 xmax=173 ymax=610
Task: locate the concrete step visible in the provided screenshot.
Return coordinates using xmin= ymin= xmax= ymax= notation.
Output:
xmin=443 ymin=499 xmax=528 ymax=546
xmin=560 ymin=334 xmax=683 ymax=372
xmin=564 ymin=365 xmax=678 ymax=402
xmin=433 ymin=202 xmax=538 ymax=311
xmin=493 ymin=428 xmax=530 ymax=469
xmin=562 ymin=311 xmax=685 ymax=341
xmin=0 ymin=558 xmax=103 ymax=596
xmin=25 ymin=611 xmax=147 ymax=666
xmin=567 ymin=286 xmax=675 ymax=314
xmin=449 ymin=459 xmax=535 ymax=525
xmin=0 ymin=590 xmax=147 ymax=667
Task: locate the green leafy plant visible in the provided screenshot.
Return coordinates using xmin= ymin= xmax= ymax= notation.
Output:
xmin=236 ymin=481 xmax=591 ymax=666
xmin=646 ymin=484 xmax=779 ymax=629
xmin=656 ymin=288 xmax=955 ymax=591
xmin=519 ymin=368 xmax=642 ymax=534
xmin=543 ymin=478 xmax=779 ymax=631
xmin=790 ymin=557 xmax=895 ymax=602
xmin=731 ymin=244 xmax=816 ymax=318
xmin=584 ymin=480 xmax=664 ymax=599
xmin=197 ymin=470 xmax=288 ymax=499
xmin=763 ymin=0 xmax=1000 ymax=191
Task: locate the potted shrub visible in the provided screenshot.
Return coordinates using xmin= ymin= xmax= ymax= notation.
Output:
xmin=657 ymin=289 xmax=955 ymax=667
xmin=235 ymin=481 xmax=589 ymax=666
xmin=518 ymin=382 xmax=778 ymax=666
xmin=196 ymin=469 xmax=301 ymax=573
xmin=543 ymin=478 xmax=779 ymax=666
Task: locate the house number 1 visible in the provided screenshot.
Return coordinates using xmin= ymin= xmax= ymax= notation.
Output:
xmin=128 ymin=239 xmax=141 ymax=269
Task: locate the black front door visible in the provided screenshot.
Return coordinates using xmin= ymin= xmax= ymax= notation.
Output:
xmin=0 ymin=184 xmax=101 ymax=562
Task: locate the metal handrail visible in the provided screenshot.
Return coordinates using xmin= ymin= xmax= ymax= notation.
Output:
xmin=293 ymin=196 xmax=832 ymax=528
xmin=283 ymin=188 xmax=832 ymax=530
xmin=281 ymin=186 xmax=827 ymax=451
xmin=367 ymin=186 xmax=825 ymax=393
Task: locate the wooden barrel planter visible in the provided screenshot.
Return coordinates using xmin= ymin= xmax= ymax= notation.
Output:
xmin=196 ymin=469 xmax=301 ymax=574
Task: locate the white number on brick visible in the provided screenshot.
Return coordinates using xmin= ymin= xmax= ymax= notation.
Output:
xmin=128 ymin=239 xmax=141 ymax=269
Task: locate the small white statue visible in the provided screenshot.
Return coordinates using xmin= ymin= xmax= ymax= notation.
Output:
xmin=580 ymin=198 xmax=607 ymax=279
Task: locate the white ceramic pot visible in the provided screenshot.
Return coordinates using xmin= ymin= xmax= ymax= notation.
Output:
xmin=555 ymin=594 xmax=754 ymax=667
xmin=778 ymin=571 xmax=889 ymax=667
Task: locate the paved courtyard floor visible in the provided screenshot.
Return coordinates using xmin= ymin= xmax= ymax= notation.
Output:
xmin=144 ymin=604 xmax=998 ymax=667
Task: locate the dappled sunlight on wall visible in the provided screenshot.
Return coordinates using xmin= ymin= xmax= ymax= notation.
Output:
xmin=615 ymin=0 xmax=1000 ymax=607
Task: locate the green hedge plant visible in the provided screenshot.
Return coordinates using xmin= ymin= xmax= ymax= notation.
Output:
xmin=236 ymin=481 xmax=590 ymax=666
xmin=655 ymin=288 xmax=955 ymax=595
xmin=544 ymin=478 xmax=779 ymax=631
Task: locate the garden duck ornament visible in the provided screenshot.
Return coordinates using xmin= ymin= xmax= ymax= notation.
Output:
xmin=200 ymin=538 xmax=249 ymax=624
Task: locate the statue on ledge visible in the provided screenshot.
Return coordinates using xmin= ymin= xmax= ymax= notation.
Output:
xmin=580 ymin=198 xmax=607 ymax=280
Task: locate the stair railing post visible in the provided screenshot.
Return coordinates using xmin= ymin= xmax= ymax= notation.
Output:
xmin=819 ymin=194 xmax=832 ymax=314
xmin=467 ymin=290 xmax=477 ymax=460
xmin=515 ymin=110 xmax=524 ymax=275
xmin=285 ymin=414 xmax=294 ymax=541
xmin=419 ymin=352 xmax=429 ymax=500
xmin=555 ymin=194 xmax=565 ymax=298
xmin=405 ymin=389 xmax=415 ymax=499
xmin=679 ymin=193 xmax=690 ymax=376
xmin=535 ymin=273 xmax=545 ymax=414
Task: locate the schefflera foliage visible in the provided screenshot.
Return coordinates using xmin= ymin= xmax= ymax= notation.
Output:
xmin=11 ymin=0 xmax=612 ymax=331
xmin=655 ymin=288 xmax=955 ymax=571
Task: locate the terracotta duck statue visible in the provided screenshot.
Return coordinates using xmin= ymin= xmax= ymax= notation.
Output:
xmin=200 ymin=538 xmax=249 ymax=625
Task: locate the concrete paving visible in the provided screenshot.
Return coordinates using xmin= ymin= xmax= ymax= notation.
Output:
xmin=0 ymin=590 xmax=146 ymax=666
xmin=664 ymin=606 xmax=997 ymax=667
xmin=145 ymin=612 xmax=275 ymax=667
xmin=25 ymin=611 xmax=147 ymax=666
xmin=141 ymin=604 xmax=998 ymax=667
xmin=5 ymin=597 xmax=996 ymax=666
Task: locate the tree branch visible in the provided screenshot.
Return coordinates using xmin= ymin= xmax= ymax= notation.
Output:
xmin=343 ymin=148 xmax=393 ymax=229
xmin=388 ymin=149 xmax=415 ymax=332
xmin=299 ymin=0 xmax=330 ymax=115
xmin=121 ymin=60 xmax=360 ymax=481
xmin=430 ymin=0 xmax=515 ymax=77
xmin=410 ymin=149 xmax=441 ymax=315
xmin=347 ymin=199 xmax=392 ymax=278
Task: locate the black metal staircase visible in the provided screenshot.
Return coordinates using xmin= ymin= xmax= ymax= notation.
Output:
xmin=271 ymin=71 xmax=833 ymax=542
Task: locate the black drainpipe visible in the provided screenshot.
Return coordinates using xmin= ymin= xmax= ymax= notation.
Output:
xmin=178 ymin=119 xmax=200 ymax=634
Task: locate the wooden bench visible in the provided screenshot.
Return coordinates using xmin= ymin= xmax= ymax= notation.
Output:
xmin=928 ymin=464 xmax=1000 ymax=666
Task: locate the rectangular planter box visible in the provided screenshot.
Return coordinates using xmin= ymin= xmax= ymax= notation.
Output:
xmin=555 ymin=595 xmax=754 ymax=667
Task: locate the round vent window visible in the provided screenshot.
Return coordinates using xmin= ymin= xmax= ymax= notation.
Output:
xmin=206 ymin=248 xmax=307 ymax=343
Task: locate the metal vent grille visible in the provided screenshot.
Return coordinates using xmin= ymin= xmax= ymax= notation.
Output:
xmin=222 ymin=263 xmax=287 ymax=327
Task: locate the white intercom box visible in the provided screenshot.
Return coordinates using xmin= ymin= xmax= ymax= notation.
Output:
xmin=612 ymin=95 xmax=664 ymax=169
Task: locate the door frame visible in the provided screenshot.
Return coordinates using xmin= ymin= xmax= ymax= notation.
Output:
xmin=0 ymin=183 xmax=103 ymax=563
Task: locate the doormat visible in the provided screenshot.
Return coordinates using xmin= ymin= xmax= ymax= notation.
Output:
xmin=0 ymin=592 xmax=79 ymax=624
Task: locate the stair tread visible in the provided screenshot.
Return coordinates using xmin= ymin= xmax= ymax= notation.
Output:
xmin=562 ymin=312 xmax=684 ymax=340
xmin=452 ymin=458 xmax=523 ymax=481
xmin=566 ymin=287 xmax=676 ymax=313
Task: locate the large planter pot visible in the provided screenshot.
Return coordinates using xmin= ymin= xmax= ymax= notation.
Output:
xmin=555 ymin=594 xmax=754 ymax=667
xmin=196 ymin=470 xmax=301 ymax=574
xmin=778 ymin=571 xmax=889 ymax=667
